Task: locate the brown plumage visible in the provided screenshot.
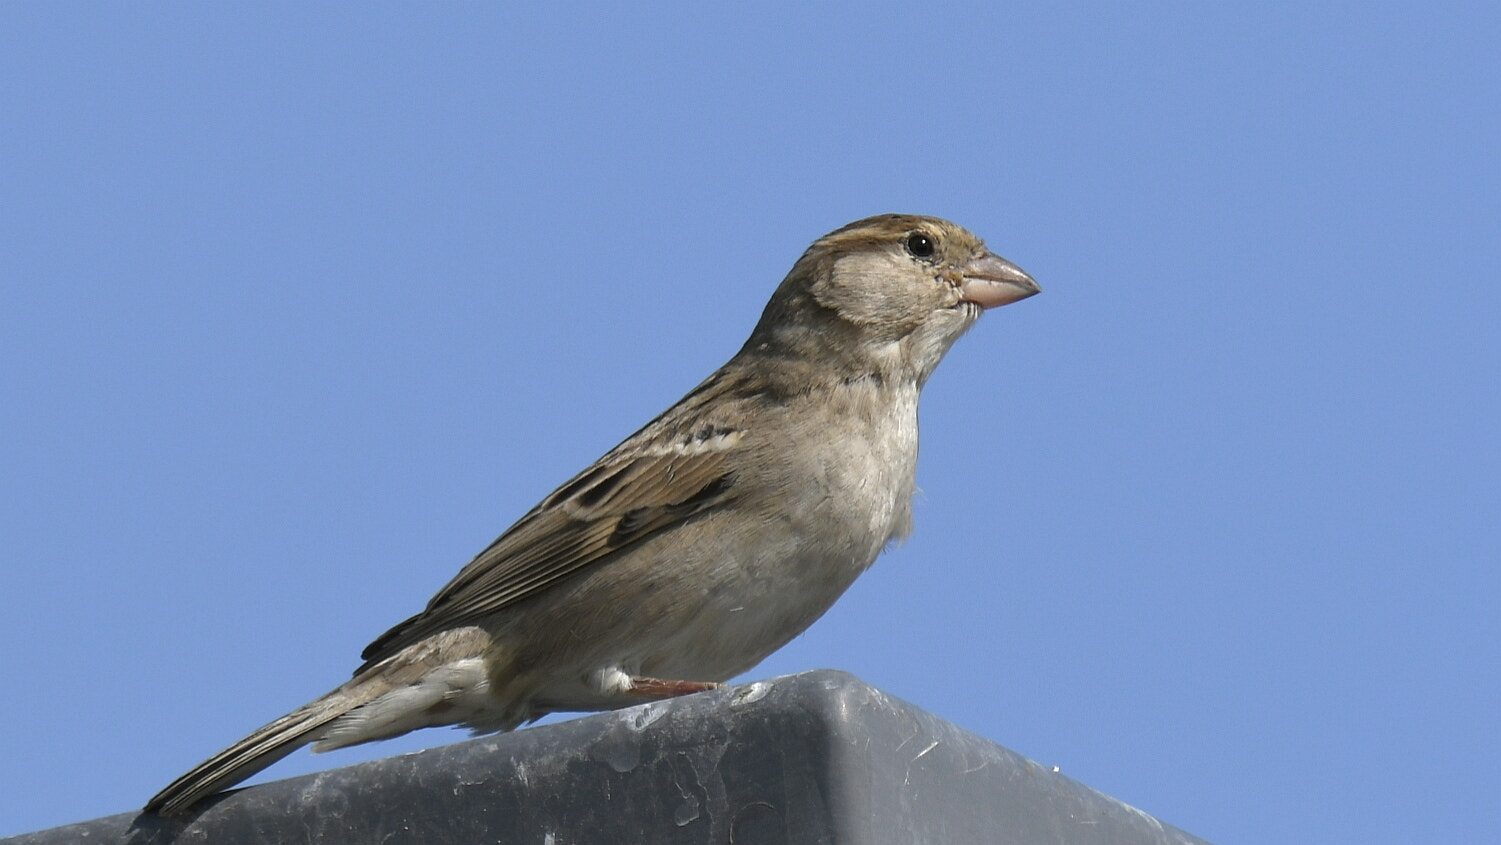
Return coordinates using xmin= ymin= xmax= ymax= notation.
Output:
xmin=145 ymin=214 xmax=1039 ymax=814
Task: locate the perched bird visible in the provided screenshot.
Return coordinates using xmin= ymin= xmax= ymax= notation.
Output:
xmin=145 ymin=213 xmax=1039 ymax=814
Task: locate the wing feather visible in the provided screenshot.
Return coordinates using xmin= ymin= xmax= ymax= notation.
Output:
xmin=357 ymin=381 xmax=754 ymax=670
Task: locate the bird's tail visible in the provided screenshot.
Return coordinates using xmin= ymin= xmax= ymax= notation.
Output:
xmin=143 ymin=676 xmax=389 ymax=815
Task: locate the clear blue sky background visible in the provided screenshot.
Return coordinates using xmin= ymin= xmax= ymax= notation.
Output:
xmin=2 ymin=4 xmax=1496 ymax=841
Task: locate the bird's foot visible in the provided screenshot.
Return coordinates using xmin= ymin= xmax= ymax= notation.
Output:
xmin=623 ymin=677 xmax=723 ymax=698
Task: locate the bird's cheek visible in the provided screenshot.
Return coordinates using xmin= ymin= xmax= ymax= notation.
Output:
xmin=936 ymin=270 xmax=966 ymax=308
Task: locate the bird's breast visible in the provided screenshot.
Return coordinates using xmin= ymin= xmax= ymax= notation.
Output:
xmin=643 ymin=381 xmax=922 ymax=675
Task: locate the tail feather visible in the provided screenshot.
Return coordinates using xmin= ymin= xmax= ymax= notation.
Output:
xmin=144 ymin=680 xmax=387 ymax=815
xmin=146 ymin=629 xmax=498 ymax=814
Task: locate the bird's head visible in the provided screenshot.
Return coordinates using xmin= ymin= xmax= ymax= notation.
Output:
xmin=744 ymin=214 xmax=1039 ymax=385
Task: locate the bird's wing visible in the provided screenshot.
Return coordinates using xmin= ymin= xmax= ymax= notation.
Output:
xmin=357 ymin=410 xmax=746 ymax=670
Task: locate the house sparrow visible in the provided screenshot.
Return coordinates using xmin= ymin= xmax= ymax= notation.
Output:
xmin=145 ymin=213 xmax=1039 ymax=814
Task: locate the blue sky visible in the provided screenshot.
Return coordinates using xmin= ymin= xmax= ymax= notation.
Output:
xmin=2 ymin=4 xmax=1497 ymax=841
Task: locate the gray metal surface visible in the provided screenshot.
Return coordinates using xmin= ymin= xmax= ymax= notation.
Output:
xmin=5 ymin=670 xmax=1209 ymax=844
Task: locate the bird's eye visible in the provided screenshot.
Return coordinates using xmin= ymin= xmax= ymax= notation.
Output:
xmin=905 ymin=233 xmax=936 ymax=259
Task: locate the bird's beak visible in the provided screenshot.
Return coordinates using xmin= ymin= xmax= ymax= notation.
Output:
xmin=958 ymin=253 xmax=1040 ymax=309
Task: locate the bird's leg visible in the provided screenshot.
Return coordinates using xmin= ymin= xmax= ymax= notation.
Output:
xmin=624 ymin=677 xmax=723 ymax=698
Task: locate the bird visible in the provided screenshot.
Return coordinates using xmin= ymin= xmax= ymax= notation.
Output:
xmin=144 ymin=213 xmax=1039 ymax=814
